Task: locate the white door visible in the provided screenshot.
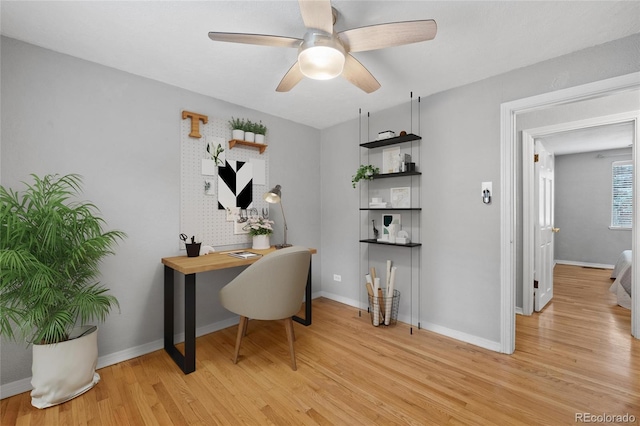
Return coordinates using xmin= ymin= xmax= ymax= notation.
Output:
xmin=534 ymin=140 xmax=555 ymax=311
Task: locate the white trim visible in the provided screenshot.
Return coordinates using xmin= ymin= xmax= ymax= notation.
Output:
xmin=418 ymin=321 xmax=502 ymax=352
xmin=522 ymin=131 xmax=535 ymax=316
xmin=500 ymin=72 xmax=640 ymax=354
xmin=555 ymin=260 xmax=614 ymax=270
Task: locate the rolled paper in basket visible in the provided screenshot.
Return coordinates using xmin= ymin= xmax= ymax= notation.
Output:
xmin=385 ymin=267 xmax=397 ymax=325
xmin=373 ymin=277 xmax=381 ymax=326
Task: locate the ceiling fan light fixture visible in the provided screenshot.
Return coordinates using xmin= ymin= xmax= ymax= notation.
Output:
xmin=298 ymin=32 xmax=345 ymax=80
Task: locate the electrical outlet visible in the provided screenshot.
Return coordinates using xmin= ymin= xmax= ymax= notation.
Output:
xmin=333 ymin=274 xmax=342 ymax=282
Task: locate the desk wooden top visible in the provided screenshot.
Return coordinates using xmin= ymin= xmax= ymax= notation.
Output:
xmin=162 ymin=246 xmax=316 ymax=275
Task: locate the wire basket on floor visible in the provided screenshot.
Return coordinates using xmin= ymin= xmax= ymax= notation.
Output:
xmin=368 ymin=289 xmax=400 ymax=327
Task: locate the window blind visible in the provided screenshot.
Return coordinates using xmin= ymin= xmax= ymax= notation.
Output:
xmin=611 ymin=160 xmax=633 ymax=228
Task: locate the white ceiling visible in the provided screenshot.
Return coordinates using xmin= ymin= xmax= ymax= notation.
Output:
xmin=2 ymin=1 xmax=640 ymax=129
xmin=539 ymin=121 xmax=635 ymax=156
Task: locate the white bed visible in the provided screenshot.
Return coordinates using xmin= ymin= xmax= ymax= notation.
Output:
xmin=609 ymin=250 xmax=632 ymax=310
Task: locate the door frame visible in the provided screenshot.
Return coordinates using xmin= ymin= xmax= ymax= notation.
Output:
xmin=500 ymin=71 xmax=640 ymax=353
xmin=522 ymin=112 xmax=639 ymax=315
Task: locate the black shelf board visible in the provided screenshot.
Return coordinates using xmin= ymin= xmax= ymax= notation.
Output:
xmin=360 ymin=133 xmax=421 ymax=149
xmin=360 ymin=208 xmax=422 ymax=211
xmin=372 ymin=171 xmax=421 ymax=179
xmin=359 ymin=239 xmax=422 ymax=247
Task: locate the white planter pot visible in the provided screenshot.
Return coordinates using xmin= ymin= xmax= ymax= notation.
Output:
xmin=255 ymin=134 xmax=265 ymax=144
xmin=232 ymin=129 xmax=244 ymax=140
xmin=31 ymin=326 xmax=100 ymax=409
xmin=252 ymin=234 xmax=270 ymax=250
xmin=244 ymin=131 xmax=255 ymax=142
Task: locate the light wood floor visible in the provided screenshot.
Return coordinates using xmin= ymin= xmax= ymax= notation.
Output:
xmin=2 ymin=265 xmax=638 ymax=425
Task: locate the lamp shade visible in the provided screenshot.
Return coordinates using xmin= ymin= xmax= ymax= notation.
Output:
xmin=298 ymin=32 xmax=345 ymax=81
xmin=264 ymin=185 xmax=282 ymax=203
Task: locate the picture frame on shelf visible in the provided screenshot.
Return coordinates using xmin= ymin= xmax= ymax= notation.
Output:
xmin=390 ymin=187 xmax=410 ymax=208
xmin=382 ymin=147 xmax=401 ymax=174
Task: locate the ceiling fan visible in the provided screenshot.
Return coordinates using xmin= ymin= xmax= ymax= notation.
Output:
xmin=208 ymin=0 xmax=437 ymax=93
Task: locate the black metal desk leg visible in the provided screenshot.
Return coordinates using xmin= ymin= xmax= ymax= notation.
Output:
xmin=183 ymin=273 xmax=196 ymax=373
xmin=293 ymin=261 xmax=312 ymax=326
xmin=164 ymin=266 xmax=197 ymax=374
xmin=164 ymin=266 xmax=174 ymax=352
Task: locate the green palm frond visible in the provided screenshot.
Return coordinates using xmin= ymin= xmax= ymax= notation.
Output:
xmin=0 ymin=174 xmax=126 ymax=344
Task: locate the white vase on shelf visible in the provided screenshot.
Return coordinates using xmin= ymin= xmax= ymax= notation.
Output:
xmin=252 ymin=234 xmax=270 ymax=249
xmin=244 ymin=131 xmax=255 ymax=142
xmin=255 ymin=134 xmax=265 ymax=144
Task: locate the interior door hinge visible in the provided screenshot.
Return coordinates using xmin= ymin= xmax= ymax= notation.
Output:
xmin=534 ymin=154 xmax=539 ymax=163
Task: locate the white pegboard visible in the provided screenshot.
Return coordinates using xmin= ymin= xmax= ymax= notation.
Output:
xmin=180 ymin=111 xmax=270 ymax=249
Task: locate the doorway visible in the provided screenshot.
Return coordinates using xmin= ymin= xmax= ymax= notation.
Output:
xmin=521 ymin=114 xmax=637 ymax=316
xmin=499 ymin=72 xmax=640 ymax=354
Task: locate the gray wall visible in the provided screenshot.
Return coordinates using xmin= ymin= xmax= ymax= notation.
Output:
xmin=320 ymin=33 xmax=640 ymax=346
xmin=555 ymin=148 xmax=633 ymax=264
xmin=2 ymin=32 xmax=640 ymax=391
xmin=0 ymin=36 xmax=321 ymax=387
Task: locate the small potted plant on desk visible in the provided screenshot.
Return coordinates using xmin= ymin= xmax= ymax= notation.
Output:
xmin=244 ymin=216 xmax=274 ymax=249
xmin=0 ymin=174 xmax=126 ymax=408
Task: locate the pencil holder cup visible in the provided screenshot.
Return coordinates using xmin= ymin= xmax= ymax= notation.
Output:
xmin=185 ymin=243 xmax=201 ymax=257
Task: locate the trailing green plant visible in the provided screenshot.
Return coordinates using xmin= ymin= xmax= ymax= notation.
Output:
xmin=0 ymin=174 xmax=126 ymax=345
xmin=254 ymin=121 xmax=267 ymax=135
xmin=228 ymin=117 xmax=245 ymax=130
xmin=352 ymin=164 xmax=380 ymax=188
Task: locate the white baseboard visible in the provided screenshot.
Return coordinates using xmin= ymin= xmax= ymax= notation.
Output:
xmin=318 ymin=291 xmax=367 ymax=310
xmin=416 ymin=321 xmax=502 ymax=352
xmin=555 ymin=259 xmax=614 ymax=269
xmin=515 ymin=306 xmax=524 ymax=315
xmin=0 ymin=316 xmax=240 ymax=400
xmin=319 ymin=292 xmax=502 ymax=353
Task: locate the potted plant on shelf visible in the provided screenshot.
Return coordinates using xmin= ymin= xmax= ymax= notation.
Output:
xmin=243 ymin=216 xmax=274 ymax=249
xmin=228 ymin=117 xmax=246 ymax=141
xmin=0 ymin=174 xmax=126 ymax=408
xmin=254 ymin=121 xmax=267 ymax=144
xmin=244 ymin=119 xmax=256 ymax=142
xmin=352 ymin=164 xmax=380 ymax=188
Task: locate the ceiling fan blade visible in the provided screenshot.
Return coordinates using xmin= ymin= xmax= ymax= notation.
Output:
xmin=342 ymin=54 xmax=380 ymax=94
xmin=208 ymin=32 xmax=301 ymax=48
xmin=298 ymin=0 xmax=334 ymax=34
xmin=276 ymin=61 xmax=304 ymax=92
xmin=338 ymin=20 xmax=437 ymax=52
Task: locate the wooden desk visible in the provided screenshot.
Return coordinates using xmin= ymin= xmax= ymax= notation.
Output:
xmin=161 ymin=246 xmax=316 ymax=374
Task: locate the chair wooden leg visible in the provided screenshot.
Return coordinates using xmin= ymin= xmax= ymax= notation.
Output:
xmin=233 ymin=316 xmax=248 ymax=364
xmin=284 ymin=317 xmax=297 ymax=371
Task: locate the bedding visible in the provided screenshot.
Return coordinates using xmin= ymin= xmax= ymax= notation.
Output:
xmin=611 ymin=250 xmax=632 ymax=279
xmin=609 ymin=250 xmax=632 ymax=310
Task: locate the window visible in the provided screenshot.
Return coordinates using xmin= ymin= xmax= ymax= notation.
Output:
xmin=611 ymin=160 xmax=633 ymax=229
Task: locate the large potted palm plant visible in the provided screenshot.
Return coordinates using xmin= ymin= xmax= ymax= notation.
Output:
xmin=0 ymin=174 xmax=125 ymax=408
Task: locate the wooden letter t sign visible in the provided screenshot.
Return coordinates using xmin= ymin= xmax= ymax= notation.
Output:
xmin=182 ymin=111 xmax=208 ymax=138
